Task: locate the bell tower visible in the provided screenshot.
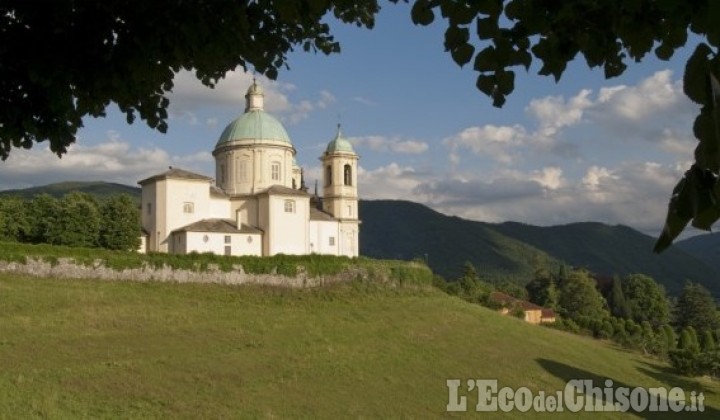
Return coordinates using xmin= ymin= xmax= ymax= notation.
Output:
xmin=321 ymin=124 xmax=359 ymax=220
xmin=320 ymin=124 xmax=360 ymax=257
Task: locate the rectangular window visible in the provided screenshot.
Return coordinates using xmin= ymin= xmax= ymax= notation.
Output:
xmin=183 ymin=202 xmax=194 ymax=214
xmin=329 ymin=236 xmax=335 ymax=246
xmin=224 ymin=235 xmax=231 ymax=244
xmin=224 ymin=246 xmax=231 ymax=256
xmin=220 ymin=164 xmax=226 ymax=184
xmin=238 ymin=160 xmax=249 ymax=182
xmin=284 ymin=199 xmax=295 ymax=213
xmin=147 ymin=203 xmax=152 ymax=215
xmin=272 ymin=162 xmax=281 ymax=181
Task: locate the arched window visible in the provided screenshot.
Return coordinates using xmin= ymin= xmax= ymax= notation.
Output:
xmin=326 ymin=165 xmax=332 ymax=186
xmin=344 ymin=164 xmax=352 ymax=186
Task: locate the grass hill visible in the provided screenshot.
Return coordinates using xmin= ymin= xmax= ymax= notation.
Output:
xmin=3 ymin=182 xmax=718 ymax=295
xmin=0 ymin=181 xmax=140 ymax=201
xmin=2 ymin=272 xmax=719 ymax=417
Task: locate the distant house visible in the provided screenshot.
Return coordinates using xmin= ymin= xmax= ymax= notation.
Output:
xmin=540 ymin=308 xmax=557 ymax=324
xmin=489 ymin=292 xmax=556 ymax=325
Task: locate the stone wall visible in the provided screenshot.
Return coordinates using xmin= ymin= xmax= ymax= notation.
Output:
xmin=0 ymin=257 xmax=367 ymax=288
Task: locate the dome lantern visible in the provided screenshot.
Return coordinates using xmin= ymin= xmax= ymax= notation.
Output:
xmin=245 ymin=78 xmax=264 ymax=112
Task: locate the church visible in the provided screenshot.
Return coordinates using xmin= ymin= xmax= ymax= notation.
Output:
xmin=138 ymin=81 xmax=360 ymax=257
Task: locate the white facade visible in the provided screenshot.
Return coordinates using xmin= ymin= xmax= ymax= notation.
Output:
xmin=139 ymin=81 xmax=360 ymax=258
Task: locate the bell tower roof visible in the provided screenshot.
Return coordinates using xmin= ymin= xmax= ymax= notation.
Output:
xmin=325 ymin=124 xmax=355 ymax=154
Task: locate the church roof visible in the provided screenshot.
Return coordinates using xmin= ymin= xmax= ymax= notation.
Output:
xmin=325 ymin=124 xmax=355 ymax=154
xmin=216 ymin=110 xmax=291 ymax=147
xmin=138 ymin=167 xmax=212 ymax=185
xmin=309 ymin=207 xmax=336 ymax=221
xmin=215 ymin=81 xmax=291 ymax=147
xmin=172 ymin=218 xmax=263 ymax=234
xmin=209 ymin=185 xmax=228 ymax=198
xmin=257 ymin=185 xmax=310 ymax=196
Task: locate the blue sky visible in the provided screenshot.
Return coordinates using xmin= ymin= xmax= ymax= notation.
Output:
xmin=0 ymin=3 xmax=707 ymax=236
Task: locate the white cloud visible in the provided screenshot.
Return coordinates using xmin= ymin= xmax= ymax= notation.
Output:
xmin=358 ymin=163 xmax=425 ymax=199
xmin=443 ymin=124 xmax=527 ymax=165
xmin=317 ymin=90 xmax=336 ymax=109
xmin=530 ymin=167 xmax=564 ymax=190
xmin=352 ymin=96 xmax=377 ymax=106
xmin=444 ymin=70 xmax=697 ymax=169
xmin=411 ymin=161 xmax=685 ymax=234
xmin=168 ymin=68 xmax=336 ymax=125
xmin=595 ymin=70 xmax=683 ymax=120
xmin=351 ymin=135 xmax=429 ymax=154
xmin=0 ymin=138 xmax=213 ymax=190
xmin=527 ymin=89 xmax=593 ymax=138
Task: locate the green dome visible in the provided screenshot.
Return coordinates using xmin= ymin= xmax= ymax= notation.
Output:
xmin=325 ymin=125 xmax=355 ymax=154
xmin=216 ymin=110 xmax=291 ymax=146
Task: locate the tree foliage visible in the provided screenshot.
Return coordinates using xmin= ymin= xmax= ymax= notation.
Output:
xmin=675 ymin=281 xmax=720 ymax=333
xmin=51 ymin=192 xmax=101 ymax=248
xmin=621 ymin=274 xmax=670 ymax=327
xmin=0 ymin=193 xmax=140 ymax=251
xmin=607 ymin=275 xmax=632 ymax=320
xmin=525 ymin=268 xmax=558 ymax=310
xmin=100 ymin=194 xmax=141 ymax=251
xmin=3 ymin=1 xmax=720 ymax=244
xmin=0 ymin=0 xmax=379 ymax=159
xmin=557 ymin=269 xmax=608 ymax=321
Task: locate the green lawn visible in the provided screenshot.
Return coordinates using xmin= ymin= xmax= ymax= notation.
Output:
xmin=0 ymin=273 xmax=718 ymax=418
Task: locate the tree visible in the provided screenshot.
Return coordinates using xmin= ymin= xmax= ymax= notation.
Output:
xmin=51 ymin=192 xmax=101 ymax=247
xmin=99 ymin=194 xmax=141 ymax=251
xmin=3 ymin=1 xmax=720 ymax=245
xmin=25 ymin=194 xmax=60 ymax=244
xmin=675 ymin=281 xmax=720 ymax=333
xmin=701 ymin=329 xmax=716 ymax=352
xmin=678 ymin=327 xmax=701 ymax=353
xmin=0 ymin=1 xmax=379 ymax=159
xmin=607 ymin=275 xmax=632 ymax=320
xmin=621 ymin=274 xmax=671 ymax=327
xmin=662 ymin=325 xmax=677 ymax=350
xmin=0 ymin=196 xmax=29 ymax=241
xmin=557 ymin=269 xmax=608 ymax=321
xmin=526 ymin=268 xmax=558 ymax=310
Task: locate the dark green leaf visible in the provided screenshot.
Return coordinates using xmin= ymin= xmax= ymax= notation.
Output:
xmin=684 ymin=43 xmax=712 ymax=104
xmin=451 ymin=43 xmax=475 ymax=67
xmin=476 ymin=16 xmax=498 ymax=40
xmin=444 ymin=25 xmax=469 ymax=51
xmin=476 ymin=74 xmax=495 ymax=97
xmin=411 ymin=0 xmax=435 ymax=26
xmin=473 ymin=46 xmax=497 ymax=72
xmin=655 ymin=43 xmax=674 ymax=61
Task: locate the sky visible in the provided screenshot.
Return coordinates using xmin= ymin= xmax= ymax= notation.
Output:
xmin=0 ymin=3 xmax=709 ymax=237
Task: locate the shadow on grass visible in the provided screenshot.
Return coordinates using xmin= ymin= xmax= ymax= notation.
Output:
xmin=537 ymin=358 xmax=717 ymax=418
xmin=635 ymin=360 xmax=716 ymax=398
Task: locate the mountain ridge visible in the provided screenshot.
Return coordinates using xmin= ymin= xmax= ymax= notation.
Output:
xmin=2 ymin=181 xmax=717 ymax=295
